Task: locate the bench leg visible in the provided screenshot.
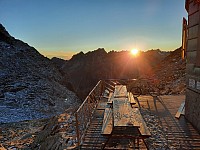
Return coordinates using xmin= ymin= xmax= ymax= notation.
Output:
xmin=142 ymin=138 xmax=149 ymax=150
xmin=101 ymin=136 xmax=111 ymax=150
xmin=136 ymin=137 xmax=139 ymax=149
xmin=133 ymin=137 xmax=140 ymax=149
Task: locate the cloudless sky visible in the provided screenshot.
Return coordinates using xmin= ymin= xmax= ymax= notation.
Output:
xmin=0 ymin=0 xmax=187 ymax=59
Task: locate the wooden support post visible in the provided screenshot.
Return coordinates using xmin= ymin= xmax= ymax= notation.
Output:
xmin=88 ymin=97 xmax=91 ymax=118
xmin=83 ymin=104 xmax=86 ymax=129
xmin=101 ymin=80 xmax=104 ymax=96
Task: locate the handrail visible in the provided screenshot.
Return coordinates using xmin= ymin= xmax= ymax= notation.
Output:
xmin=75 ymin=80 xmax=104 ymax=146
xmin=76 ymin=80 xmax=102 ymax=113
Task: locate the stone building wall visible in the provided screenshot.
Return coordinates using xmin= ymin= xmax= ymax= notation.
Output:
xmin=185 ymin=0 xmax=200 ymax=132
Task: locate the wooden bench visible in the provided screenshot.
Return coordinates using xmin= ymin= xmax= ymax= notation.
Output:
xmin=101 ymin=84 xmax=151 ymax=148
xmin=128 ymin=92 xmax=136 ymax=104
xmin=128 ymin=92 xmax=139 ymax=108
xmin=112 ymin=98 xmax=151 ymax=137
xmin=101 ymin=92 xmax=114 ymax=135
xmin=132 ymin=108 xmax=151 ymax=137
xmin=101 ymin=105 xmax=113 ymax=135
xmin=175 ymin=100 xmax=185 ymax=119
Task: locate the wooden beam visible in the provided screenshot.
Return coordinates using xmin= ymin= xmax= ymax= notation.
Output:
xmin=101 ymin=106 xmax=113 ymax=135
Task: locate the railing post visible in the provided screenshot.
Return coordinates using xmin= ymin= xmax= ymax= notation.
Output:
xmin=88 ymin=96 xmax=91 ymax=119
xmin=101 ymin=80 xmax=105 ymax=95
xmin=75 ymin=112 xmax=80 ymax=147
xmin=83 ymin=104 xmax=86 ymax=129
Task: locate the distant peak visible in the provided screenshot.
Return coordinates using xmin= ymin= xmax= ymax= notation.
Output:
xmin=71 ymin=51 xmax=85 ymax=60
xmin=97 ymin=48 xmax=106 ymax=51
xmin=86 ymin=48 xmax=107 ymax=55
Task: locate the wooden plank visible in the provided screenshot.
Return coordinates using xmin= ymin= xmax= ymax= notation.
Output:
xmin=128 ymin=92 xmax=136 ymax=105
xmin=101 ymin=106 xmax=113 ymax=135
xmin=109 ymin=80 xmax=118 ymax=85
xmin=97 ymin=102 xmax=107 ymax=110
xmin=133 ymin=97 xmax=139 ymax=108
xmin=113 ymin=98 xmax=139 ymax=127
xmin=136 ymin=109 xmax=151 ymax=137
xmin=107 ymin=92 xmax=114 ymax=105
xmin=105 ymin=82 xmax=115 ymax=91
xmin=109 ymin=80 xmax=120 ymax=85
xmin=112 ymin=98 xmax=151 ymax=136
xmin=105 ymin=87 xmax=114 ymax=92
xmin=113 ymin=98 xmax=130 ymax=127
xmin=175 ymin=101 xmax=185 ymax=118
xmin=108 ymin=92 xmax=113 ymax=102
xmin=114 ymin=85 xmax=128 ymax=98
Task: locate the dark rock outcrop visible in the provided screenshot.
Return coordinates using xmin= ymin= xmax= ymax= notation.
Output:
xmin=51 ymin=57 xmax=67 ymax=69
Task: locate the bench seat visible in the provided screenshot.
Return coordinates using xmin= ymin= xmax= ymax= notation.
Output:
xmin=101 ymin=106 xmax=113 ymax=135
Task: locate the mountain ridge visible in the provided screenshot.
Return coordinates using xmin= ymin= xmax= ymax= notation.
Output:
xmin=58 ymin=48 xmax=170 ymax=99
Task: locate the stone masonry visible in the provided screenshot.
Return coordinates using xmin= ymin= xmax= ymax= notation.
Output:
xmin=185 ymin=0 xmax=200 ymax=132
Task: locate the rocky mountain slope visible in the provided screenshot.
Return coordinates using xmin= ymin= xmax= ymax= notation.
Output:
xmin=60 ymin=48 xmax=169 ymax=99
xmin=152 ymin=47 xmax=186 ymax=94
xmin=0 ymin=24 xmax=80 ymax=123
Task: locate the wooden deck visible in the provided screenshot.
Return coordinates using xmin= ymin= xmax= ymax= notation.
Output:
xmin=138 ymin=95 xmax=200 ymax=149
xmin=81 ymin=95 xmax=200 ymax=149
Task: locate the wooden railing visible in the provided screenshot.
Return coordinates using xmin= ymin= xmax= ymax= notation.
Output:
xmin=75 ymin=80 xmax=104 ymax=146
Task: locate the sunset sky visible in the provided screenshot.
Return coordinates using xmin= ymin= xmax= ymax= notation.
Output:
xmin=0 ymin=0 xmax=187 ymax=59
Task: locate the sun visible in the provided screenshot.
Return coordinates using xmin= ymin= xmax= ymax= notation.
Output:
xmin=130 ymin=49 xmax=139 ymax=56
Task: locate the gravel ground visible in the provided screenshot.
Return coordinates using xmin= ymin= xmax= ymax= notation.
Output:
xmin=0 ymin=118 xmax=49 ymax=149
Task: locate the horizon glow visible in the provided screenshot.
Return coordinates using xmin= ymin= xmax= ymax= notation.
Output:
xmin=0 ymin=0 xmax=187 ymax=60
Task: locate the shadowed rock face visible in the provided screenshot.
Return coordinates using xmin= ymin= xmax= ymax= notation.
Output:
xmin=60 ymin=48 xmax=169 ymax=99
xmin=0 ymin=24 xmax=80 ymax=123
xmin=56 ymin=47 xmax=185 ymax=99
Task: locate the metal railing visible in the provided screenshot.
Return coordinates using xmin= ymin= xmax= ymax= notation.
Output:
xmin=75 ymin=80 xmax=104 ymax=146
